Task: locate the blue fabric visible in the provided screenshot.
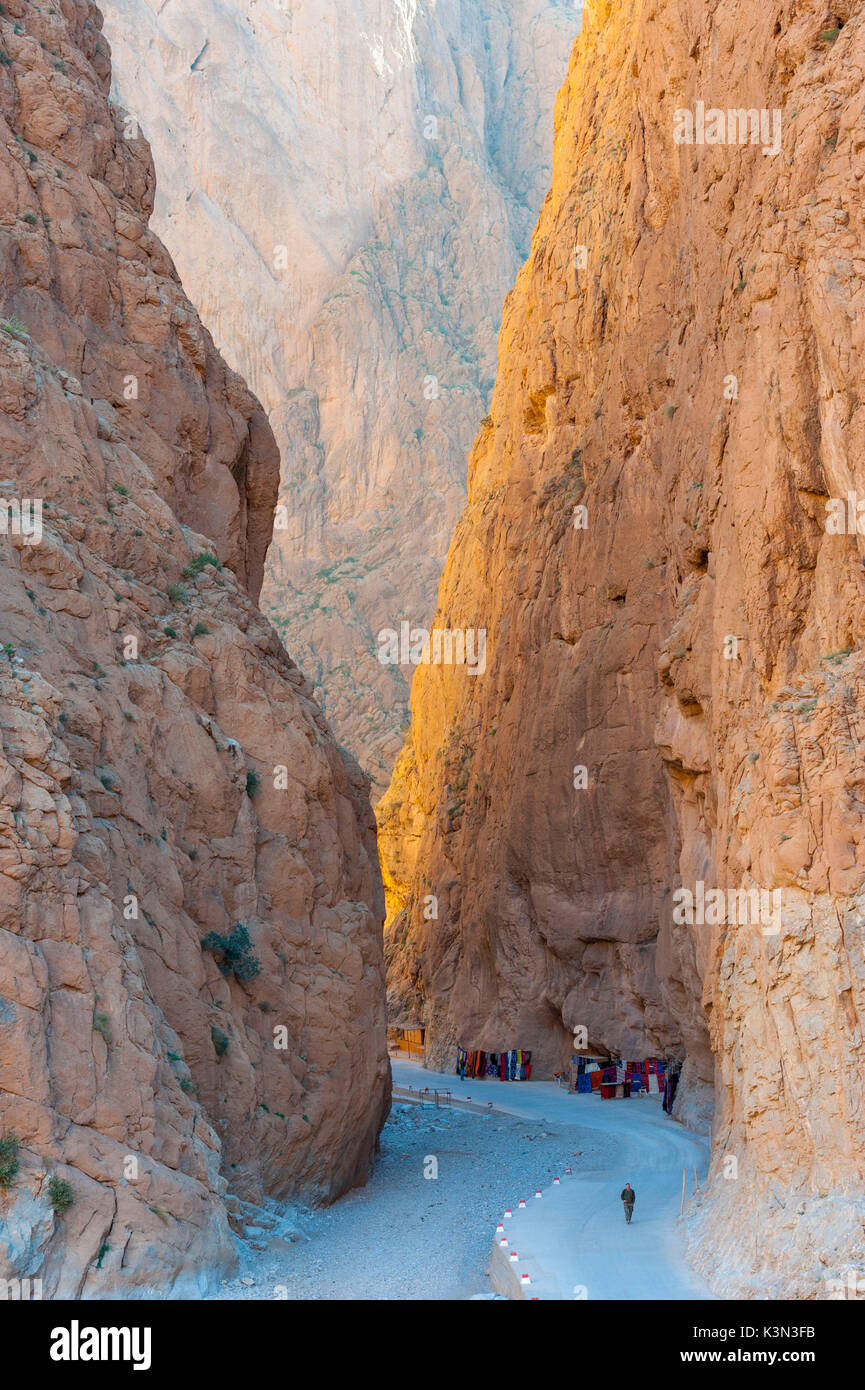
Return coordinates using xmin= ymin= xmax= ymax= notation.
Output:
xmin=577 ymin=1074 xmax=592 ymax=1093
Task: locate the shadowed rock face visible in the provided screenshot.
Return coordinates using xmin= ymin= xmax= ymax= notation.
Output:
xmin=0 ymin=0 xmax=387 ymax=1297
xmin=379 ymin=0 xmax=865 ymax=1296
xmin=104 ymin=0 xmax=583 ymax=796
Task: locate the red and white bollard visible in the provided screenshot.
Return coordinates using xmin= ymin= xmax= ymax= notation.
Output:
xmin=521 ymin=1273 xmax=531 ymax=1287
xmin=535 ymin=1190 xmax=542 ymax=1199
xmin=504 ymin=1208 xmax=513 ymax=1219
xmin=509 ymin=1251 xmax=519 ymax=1263
xmin=553 ymin=1177 xmax=560 ymax=1185
xmin=518 ymin=1199 xmax=526 ymax=1209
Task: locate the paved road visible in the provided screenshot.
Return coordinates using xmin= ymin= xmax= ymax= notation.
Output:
xmin=392 ymin=1058 xmax=716 ymax=1300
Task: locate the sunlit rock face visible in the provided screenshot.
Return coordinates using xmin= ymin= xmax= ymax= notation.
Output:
xmin=379 ymin=0 xmax=865 ymax=1297
xmin=0 ymin=0 xmax=387 ymax=1297
xmin=104 ymin=0 xmax=583 ymax=795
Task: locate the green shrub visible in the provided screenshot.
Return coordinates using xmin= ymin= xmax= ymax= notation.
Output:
xmin=179 ymin=1077 xmax=195 ymax=1094
xmin=93 ymin=1011 xmax=112 ymax=1044
xmin=181 ymin=552 xmax=220 ymax=579
xmin=245 ymin=768 xmax=261 ymax=798
xmin=0 ymin=1133 xmax=20 ymax=1187
xmin=166 ymin=583 xmax=188 ymax=604
xmin=47 ymin=1176 xmax=74 ymax=1214
xmin=191 ymin=622 xmax=210 ymax=637
xmin=201 ymin=924 xmax=260 ymax=981
xmin=164 ymin=626 xmax=177 ymax=639
xmin=210 ymin=1025 xmax=229 ymax=1058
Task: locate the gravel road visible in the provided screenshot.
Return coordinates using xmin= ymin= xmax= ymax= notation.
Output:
xmin=212 ymin=1099 xmax=613 ymax=1300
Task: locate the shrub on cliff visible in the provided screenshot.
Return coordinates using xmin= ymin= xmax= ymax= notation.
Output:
xmin=201 ymin=924 xmax=260 ymax=981
xmin=47 ymin=1176 xmax=74 ymax=1214
xmin=0 ymin=1133 xmax=20 ymax=1187
xmin=182 ymin=551 xmax=220 ymax=579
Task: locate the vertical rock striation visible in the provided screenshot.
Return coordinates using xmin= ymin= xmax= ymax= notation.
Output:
xmin=0 ymin=0 xmax=387 ymax=1298
xmin=104 ymin=0 xmax=583 ymax=795
xmin=379 ymin=0 xmax=865 ymax=1295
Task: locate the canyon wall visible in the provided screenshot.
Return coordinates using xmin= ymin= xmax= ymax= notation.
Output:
xmin=379 ymin=0 xmax=865 ymax=1296
xmin=104 ymin=0 xmax=583 ymax=795
xmin=0 ymin=0 xmax=387 ymax=1298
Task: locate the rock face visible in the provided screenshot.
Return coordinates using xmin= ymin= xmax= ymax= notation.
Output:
xmin=103 ymin=0 xmax=583 ymax=795
xmin=379 ymin=0 xmax=865 ymax=1296
xmin=0 ymin=0 xmax=387 ymax=1298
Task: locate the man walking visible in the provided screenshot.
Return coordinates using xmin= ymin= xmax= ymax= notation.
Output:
xmin=621 ymin=1182 xmax=636 ymax=1223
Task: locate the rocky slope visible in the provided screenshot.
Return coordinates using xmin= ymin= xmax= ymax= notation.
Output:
xmin=103 ymin=0 xmax=583 ymax=795
xmin=0 ymin=0 xmax=387 ymax=1298
xmin=379 ymin=0 xmax=865 ymax=1297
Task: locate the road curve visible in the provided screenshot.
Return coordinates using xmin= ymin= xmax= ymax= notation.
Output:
xmin=391 ymin=1057 xmax=716 ymax=1300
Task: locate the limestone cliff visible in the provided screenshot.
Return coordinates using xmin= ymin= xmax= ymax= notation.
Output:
xmin=103 ymin=0 xmax=583 ymax=795
xmin=0 ymin=0 xmax=387 ymax=1298
xmin=379 ymin=0 xmax=865 ymax=1297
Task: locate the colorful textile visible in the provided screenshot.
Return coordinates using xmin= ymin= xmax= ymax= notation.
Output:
xmin=577 ymin=1074 xmax=592 ymax=1093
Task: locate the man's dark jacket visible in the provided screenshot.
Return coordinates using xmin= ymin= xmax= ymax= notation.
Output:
xmin=621 ymin=1187 xmax=635 ymax=1205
